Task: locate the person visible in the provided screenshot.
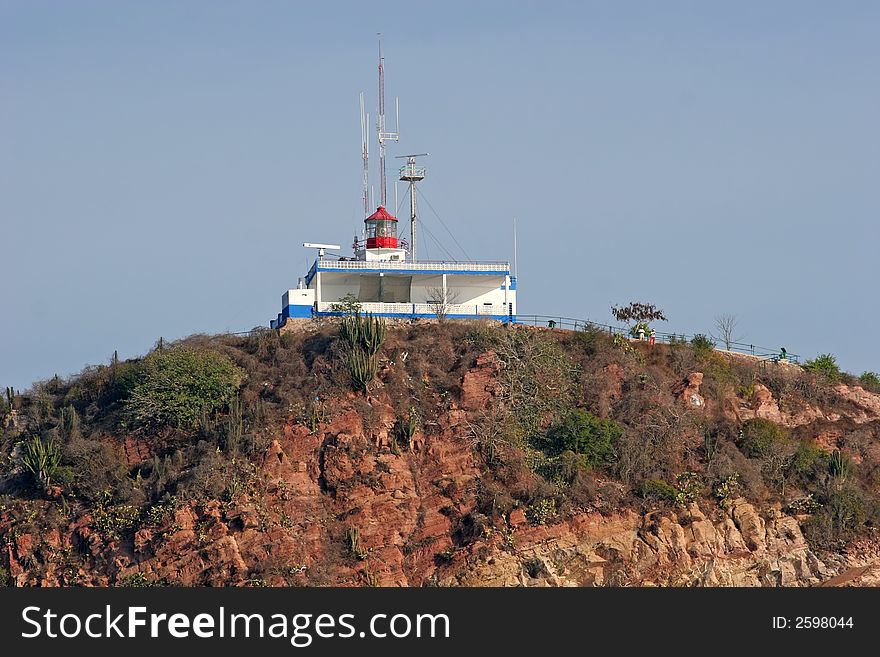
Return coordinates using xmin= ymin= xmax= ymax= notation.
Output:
xmin=637 ymin=325 xmax=645 ymax=341
xmin=548 ymin=319 xmax=556 ymax=329
xmin=649 ymin=328 xmax=656 ymax=346
xmin=779 ymin=347 xmax=787 ymax=362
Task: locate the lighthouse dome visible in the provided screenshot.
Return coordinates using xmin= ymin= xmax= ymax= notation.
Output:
xmin=364 ymin=205 xmax=399 ymax=249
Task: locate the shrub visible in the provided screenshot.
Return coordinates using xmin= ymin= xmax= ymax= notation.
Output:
xmin=543 ymin=410 xmax=621 ymax=468
xmin=739 ymin=418 xmax=788 ymax=458
xmin=804 ymin=353 xmax=841 ymax=381
xmin=803 ymin=485 xmax=872 ymax=549
xmin=21 ymin=436 xmax=62 ymax=494
xmin=125 ymin=347 xmax=244 ymax=431
xmin=329 ymin=293 xmax=362 ymax=316
xmin=690 ymin=334 xmax=716 ymax=358
xmin=859 ymin=371 xmax=880 ymax=390
xmin=638 ymin=479 xmax=679 ymax=503
xmin=638 ymin=474 xmax=700 ymax=506
xmin=526 ymin=498 xmax=557 ymax=525
xmin=714 ymin=473 xmax=741 ymax=508
xmin=63 ymin=436 xmax=129 ymax=502
xmin=791 ymin=442 xmax=828 ymax=480
xmin=394 ymin=408 xmax=419 ymax=451
xmin=675 ymin=471 xmax=702 ymax=504
xmin=786 ymin=494 xmax=820 ymax=515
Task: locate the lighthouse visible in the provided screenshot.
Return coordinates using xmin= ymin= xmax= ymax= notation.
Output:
xmin=270 ymin=41 xmax=517 ymax=327
xmin=358 ymin=205 xmax=406 ymax=261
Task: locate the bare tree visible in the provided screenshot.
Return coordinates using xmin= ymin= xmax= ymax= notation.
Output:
xmin=426 ymin=287 xmax=459 ymax=321
xmin=713 ymin=314 xmax=744 ymax=351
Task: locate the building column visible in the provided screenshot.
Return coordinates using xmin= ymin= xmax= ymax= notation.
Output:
xmin=316 ymin=271 xmax=322 ymax=311
xmin=504 ymin=275 xmax=509 ymax=307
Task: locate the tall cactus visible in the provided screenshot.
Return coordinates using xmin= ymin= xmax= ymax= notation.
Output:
xmin=340 ymin=312 xmax=386 ymax=356
xmin=345 ymin=348 xmax=379 ymax=392
xmin=346 ymin=526 xmax=366 ymax=559
xmin=829 ymin=449 xmax=850 ymax=481
xmin=60 ymin=405 xmax=80 ymax=440
xmin=340 ymin=312 xmax=385 ymax=392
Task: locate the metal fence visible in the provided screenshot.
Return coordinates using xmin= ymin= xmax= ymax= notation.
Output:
xmin=515 ymin=314 xmax=800 ymax=364
xmin=236 ymin=313 xmax=800 ymax=365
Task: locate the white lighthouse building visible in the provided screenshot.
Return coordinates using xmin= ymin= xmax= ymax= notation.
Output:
xmin=270 ymin=43 xmax=517 ymax=328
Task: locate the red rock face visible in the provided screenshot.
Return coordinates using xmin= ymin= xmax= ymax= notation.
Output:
xmin=460 ymin=352 xmax=503 ymax=411
xmin=675 ymin=372 xmax=705 ymax=409
xmin=4 ymin=338 xmax=880 ymax=588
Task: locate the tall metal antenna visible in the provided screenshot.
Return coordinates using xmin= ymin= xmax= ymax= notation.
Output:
xmin=361 ymin=91 xmax=370 ymax=217
xmin=359 ymin=92 xmax=370 ymax=217
xmin=513 ymin=217 xmax=518 ymax=279
xmin=376 ymin=34 xmax=399 ymax=208
xmin=397 ymin=153 xmax=428 ymax=262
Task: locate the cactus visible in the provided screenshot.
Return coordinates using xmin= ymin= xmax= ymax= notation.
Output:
xmin=224 ymin=396 xmax=243 ymax=454
xmin=305 ymin=398 xmax=326 ymax=432
xmin=340 ymin=312 xmax=386 ymax=356
xmin=21 ymin=436 xmax=62 ymax=494
xmin=395 ymin=407 xmax=419 ymax=449
xmin=829 ymin=449 xmax=850 ymax=481
xmin=345 ymin=348 xmax=378 ymax=392
xmin=346 ymin=526 xmax=366 ymax=559
xmin=59 ymin=405 xmax=80 ymax=440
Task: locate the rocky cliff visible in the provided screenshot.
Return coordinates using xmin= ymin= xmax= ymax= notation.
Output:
xmin=2 ymin=321 xmax=879 ymax=587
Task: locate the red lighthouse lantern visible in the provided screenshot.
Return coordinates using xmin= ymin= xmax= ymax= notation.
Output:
xmin=364 ymin=206 xmax=399 ymax=249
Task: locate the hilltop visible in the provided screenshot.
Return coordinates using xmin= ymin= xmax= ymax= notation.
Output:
xmin=2 ymin=319 xmax=880 ymax=587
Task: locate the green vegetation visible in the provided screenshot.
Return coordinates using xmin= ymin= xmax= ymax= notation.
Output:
xmin=639 ymin=479 xmax=679 ymax=503
xmin=828 ymin=449 xmax=851 ymax=481
xmin=690 ymin=333 xmax=716 ymax=358
xmin=21 ymin=435 xmax=62 ymax=494
xmin=714 ymin=473 xmax=741 ymax=509
xmin=2 ymin=315 xmax=880 ymax=584
xmin=859 ymin=371 xmax=880 ymax=390
xmin=329 ymin=293 xmax=362 ymax=316
xmin=125 ymin=347 xmax=244 ymax=431
xmin=340 ymin=312 xmax=386 ymax=356
xmin=346 ymin=526 xmax=367 ymax=560
xmin=394 ymin=407 xmax=419 ymax=451
xmin=542 ymin=410 xmax=620 ymax=468
xmin=804 ymin=353 xmax=842 ymax=381
xmin=344 ymin=348 xmax=379 ymax=393
xmin=738 ymin=418 xmax=788 ymax=458
xmin=791 ymin=442 xmax=828 ymax=479
xmin=338 ymin=312 xmax=386 ymax=392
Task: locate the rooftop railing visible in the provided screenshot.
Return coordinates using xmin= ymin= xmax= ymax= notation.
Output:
xmin=316 ymin=259 xmax=509 ymax=272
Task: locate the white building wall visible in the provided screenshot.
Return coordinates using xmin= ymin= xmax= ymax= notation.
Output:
xmin=314 ymin=274 xmax=361 ymax=303
xmin=309 ymin=270 xmax=515 ymax=316
xmin=283 ymin=288 xmax=316 ymax=307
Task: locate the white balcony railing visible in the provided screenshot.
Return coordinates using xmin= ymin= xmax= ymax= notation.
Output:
xmin=317 ymin=301 xmax=511 ymax=316
xmin=316 ymin=259 xmax=509 ymax=273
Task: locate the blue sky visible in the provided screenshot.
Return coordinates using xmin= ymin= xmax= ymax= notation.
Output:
xmin=2 ymin=1 xmax=878 ymax=390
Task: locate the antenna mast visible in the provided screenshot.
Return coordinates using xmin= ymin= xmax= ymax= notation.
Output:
xmin=376 ymin=34 xmax=399 ymax=208
xmin=397 ymin=153 xmax=428 ymax=262
xmin=359 ymin=92 xmax=370 ymax=217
